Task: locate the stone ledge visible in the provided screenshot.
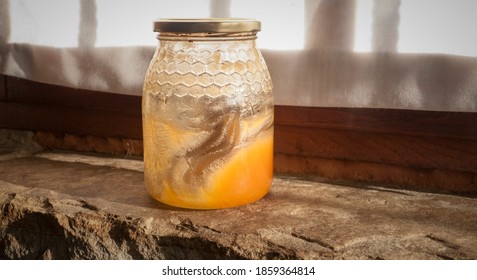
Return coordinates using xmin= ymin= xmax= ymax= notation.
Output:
xmin=1 ymin=151 xmax=477 ymax=260
xmin=1 ymin=129 xmax=477 ymax=259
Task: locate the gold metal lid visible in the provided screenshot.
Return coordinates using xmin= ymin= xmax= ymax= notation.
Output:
xmin=153 ymin=18 xmax=261 ymax=33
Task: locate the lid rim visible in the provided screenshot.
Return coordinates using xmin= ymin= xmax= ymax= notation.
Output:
xmin=153 ymin=18 xmax=261 ymax=33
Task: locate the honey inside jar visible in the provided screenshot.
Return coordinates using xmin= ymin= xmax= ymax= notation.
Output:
xmin=143 ymin=114 xmax=273 ymax=209
xmin=142 ymin=19 xmax=274 ymax=209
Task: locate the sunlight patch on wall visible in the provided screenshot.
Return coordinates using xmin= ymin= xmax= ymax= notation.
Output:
xmin=229 ymin=0 xmax=305 ymax=50
xmin=354 ymin=0 xmax=477 ymax=57
xmin=353 ymin=0 xmax=373 ymax=53
xmin=9 ymin=0 xmax=80 ymax=48
xmin=95 ymin=0 xmax=211 ymax=47
xmin=398 ymin=0 xmax=477 ymax=57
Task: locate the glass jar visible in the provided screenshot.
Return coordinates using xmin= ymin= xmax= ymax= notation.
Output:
xmin=142 ymin=18 xmax=274 ymax=209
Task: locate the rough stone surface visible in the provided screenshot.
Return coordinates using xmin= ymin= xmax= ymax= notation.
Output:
xmin=1 ymin=130 xmax=477 ymax=259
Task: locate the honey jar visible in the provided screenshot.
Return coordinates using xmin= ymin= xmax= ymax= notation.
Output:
xmin=142 ymin=18 xmax=273 ymax=209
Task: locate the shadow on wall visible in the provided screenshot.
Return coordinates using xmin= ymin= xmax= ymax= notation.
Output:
xmin=263 ymin=0 xmax=477 ymax=111
xmin=0 ymin=0 xmax=11 ymax=74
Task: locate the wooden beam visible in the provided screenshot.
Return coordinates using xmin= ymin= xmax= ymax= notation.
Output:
xmin=5 ymin=76 xmax=141 ymax=114
xmin=0 ymin=102 xmax=142 ymax=139
xmin=275 ymin=106 xmax=477 ymax=141
xmin=2 ymin=75 xmax=142 ymax=139
xmin=274 ymin=124 xmax=477 ymax=173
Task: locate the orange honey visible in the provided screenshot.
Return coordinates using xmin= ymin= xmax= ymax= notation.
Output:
xmin=150 ymin=130 xmax=273 ymax=209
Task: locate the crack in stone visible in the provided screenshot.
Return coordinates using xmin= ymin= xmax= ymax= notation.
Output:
xmin=201 ymin=225 xmax=222 ymax=234
xmin=78 ymin=199 xmax=99 ymax=211
xmin=174 ymin=217 xmax=198 ymax=232
xmin=290 ymin=232 xmax=335 ymax=251
xmin=436 ymin=254 xmax=455 ymax=260
xmin=425 ymin=234 xmax=461 ymax=250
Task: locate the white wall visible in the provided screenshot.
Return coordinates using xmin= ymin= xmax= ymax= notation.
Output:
xmin=2 ymin=0 xmax=477 ymax=111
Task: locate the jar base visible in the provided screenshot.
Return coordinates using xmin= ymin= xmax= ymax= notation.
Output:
xmin=149 ymin=186 xmax=271 ymax=210
xmin=145 ymin=131 xmax=274 ymax=210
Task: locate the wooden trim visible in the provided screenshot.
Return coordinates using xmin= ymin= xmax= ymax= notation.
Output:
xmin=1 ymin=75 xmax=477 ymax=194
xmin=0 ymin=102 xmax=142 ymax=139
xmin=2 ymin=76 xmax=142 ymax=138
xmin=274 ymin=125 xmax=477 ymax=173
xmin=273 ymin=125 xmax=477 ymax=194
xmin=5 ymin=76 xmax=141 ymax=114
xmin=275 ymin=106 xmax=477 ymax=141
xmin=274 ymin=153 xmax=477 ymax=194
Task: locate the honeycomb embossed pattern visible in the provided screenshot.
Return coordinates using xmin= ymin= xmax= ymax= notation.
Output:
xmin=145 ymin=40 xmax=273 ymax=99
